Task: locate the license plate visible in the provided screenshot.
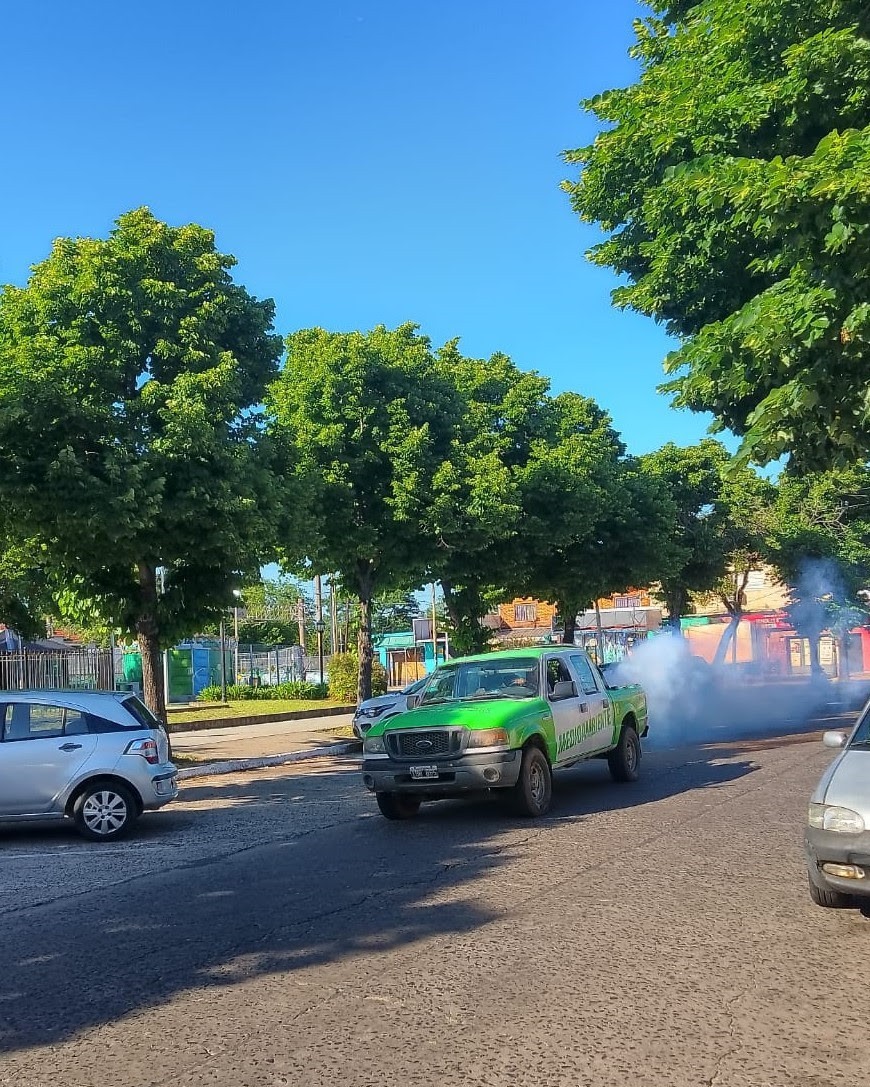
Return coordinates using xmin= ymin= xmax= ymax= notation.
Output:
xmin=410 ymin=765 xmax=439 ymax=780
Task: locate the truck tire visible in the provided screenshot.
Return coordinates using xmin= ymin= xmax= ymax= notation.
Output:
xmin=608 ymin=724 xmax=641 ymax=783
xmin=808 ymin=873 xmax=852 ymax=909
xmin=509 ymin=744 xmax=552 ymax=817
xmin=376 ymin=792 xmax=422 ymax=820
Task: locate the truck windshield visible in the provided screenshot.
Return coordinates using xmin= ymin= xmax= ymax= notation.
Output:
xmin=419 ymin=657 xmax=540 ymax=704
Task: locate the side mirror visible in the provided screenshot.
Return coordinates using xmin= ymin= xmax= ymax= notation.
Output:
xmin=551 ymin=680 xmax=577 ymax=701
xmin=823 ymin=730 xmax=847 ymax=749
xmin=406 ymin=694 xmax=421 ymax=710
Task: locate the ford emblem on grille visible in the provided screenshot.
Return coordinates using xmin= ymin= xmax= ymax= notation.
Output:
xmin=416 ymin=739 xmax=434 ymax=750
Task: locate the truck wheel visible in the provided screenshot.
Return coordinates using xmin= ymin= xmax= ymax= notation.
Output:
xmin=808 ymin=873 xmax=852 ymax=908
xmin=510 ymin=744 xmax=552 ymax=817
xmin=608 ymin=725 xmax=641 ymax=783
xmin=376 ymin=792 xmax=422 ymax=820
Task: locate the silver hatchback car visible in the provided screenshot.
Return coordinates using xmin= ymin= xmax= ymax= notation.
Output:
xmin=806 ymin=699 xmax=870 ymax=908
xmin=0 ymin=689 xmax=178 ymax=841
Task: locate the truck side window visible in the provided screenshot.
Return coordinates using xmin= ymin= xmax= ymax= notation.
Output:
xmin=569 ymin=654 xmax=600 ymax=696
xmin=546 ymin=658 xmax=573 ymax=696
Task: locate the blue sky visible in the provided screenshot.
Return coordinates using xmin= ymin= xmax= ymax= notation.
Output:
xmin=1 ymin=0 xmax=726 ymax=457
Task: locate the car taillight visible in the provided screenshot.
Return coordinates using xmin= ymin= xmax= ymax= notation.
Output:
xmin=125 ymin=738 xmax=160 ymax=765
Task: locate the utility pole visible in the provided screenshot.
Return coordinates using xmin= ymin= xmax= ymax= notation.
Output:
xmin=594 ymin=599 xmax=605 ymax=665
xmin=314 ymin=574 xmax=325 ymax=685
xmin=219 ymin=618 xmax=227 ymax=703
xmin=330 ymin=574 xmax=338 ymax=657
xmin=430 ymin=583 xmax=439 ymax=668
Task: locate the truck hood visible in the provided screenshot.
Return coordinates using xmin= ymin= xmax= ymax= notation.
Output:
xmin=379 ymin=696 xmax=545 ymax=733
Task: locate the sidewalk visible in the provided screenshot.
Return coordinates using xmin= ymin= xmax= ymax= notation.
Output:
xmin=170 ymin=712 xmax=360 ymax=780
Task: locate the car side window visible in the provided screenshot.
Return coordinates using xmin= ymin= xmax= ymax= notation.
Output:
xmin=64 ymin=710 xmax=90 ymax=735
xmin=546 ymin=658 xmax=574 ymax=698
xmin=569 ymin=654 xmax=600 ymax=696
xmin=2 ymin=703 xmax=66 ymax=741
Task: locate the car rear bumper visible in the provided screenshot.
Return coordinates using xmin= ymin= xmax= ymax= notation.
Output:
xmin=362 ymin=750 xmax=521 ymax=795
xmin=141 ymin=765 xmax=179 ymax=811
xmin=806 ymin=828 xmax=870 ymax=899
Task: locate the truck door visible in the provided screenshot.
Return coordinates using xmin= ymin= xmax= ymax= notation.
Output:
xmin=568 ymin=653 xmax=614 ymax=754
xmin=545 ymin=655 xmax=598 ymax=767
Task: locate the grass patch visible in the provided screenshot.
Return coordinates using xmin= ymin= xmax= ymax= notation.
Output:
xmin=168 ymin=698 xmax=348 ymax=725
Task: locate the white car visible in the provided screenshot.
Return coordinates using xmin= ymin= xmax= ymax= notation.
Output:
xmin=352 ymin=676 xmax=429 ymax=739
xmin=806 ymin=700 xmax=870 ymax=908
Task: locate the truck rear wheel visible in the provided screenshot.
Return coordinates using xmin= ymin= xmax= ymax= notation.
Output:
xmin=608 ymin=724 xmax=641 ymax=782
xmin=509 ymin=744 xmax=552 ymax=817
xmin=376 ymin=792 xmax=422 ymax=820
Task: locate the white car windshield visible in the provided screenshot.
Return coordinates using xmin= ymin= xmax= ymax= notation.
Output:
xmin=418 ymin=657 xmax=540 ymax=705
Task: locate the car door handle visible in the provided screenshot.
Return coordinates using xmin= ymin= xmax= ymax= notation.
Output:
xmin=59 ymin=742 xmax=83 ymax=751
xmin=579 ymin=702 xmax=588 ymax=713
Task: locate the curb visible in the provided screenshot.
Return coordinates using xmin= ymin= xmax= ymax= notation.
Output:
xmin=177 ymin=739 xmax=362 ymax=780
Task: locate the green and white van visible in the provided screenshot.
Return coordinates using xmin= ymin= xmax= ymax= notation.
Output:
xmin=361 ymin=646 xmax=649 ymax=820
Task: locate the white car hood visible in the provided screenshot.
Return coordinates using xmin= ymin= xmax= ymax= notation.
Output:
xmin=819 ymin=748 xmax=870 ymax=820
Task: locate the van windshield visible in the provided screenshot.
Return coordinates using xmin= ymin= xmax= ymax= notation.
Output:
xmin=418 ymin=657 xmax=540 ymax=705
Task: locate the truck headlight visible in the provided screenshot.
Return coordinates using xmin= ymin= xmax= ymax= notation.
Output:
xmin=808 ymin=803 xmax=865 ymax=834
xmin=363 ymin=735 xmax=387 ymax=755
xmin=466 ymin=728 xmax=510 ymax=749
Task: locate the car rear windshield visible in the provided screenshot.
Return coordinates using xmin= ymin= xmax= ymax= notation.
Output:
xmin=122 ymin=696 xmax=166 ymax=730
xmin=419 ymin=657 xmax=540 ymax=704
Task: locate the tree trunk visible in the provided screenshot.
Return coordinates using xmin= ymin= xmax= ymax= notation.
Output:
xmin=561 ymin=607 xmax=577 ymax=645
xmin=664 ymin=587 xmax=688 ymax=633
xmin=356 ymin=562 xmax=375 ymax=703
xmin=713 ymin=614 xmax=741 ymax=667
xmin=808 ymin=634 xmax=823 ymax=677
xmin=357 ymin=595 xmax=373 ymax=702
xmin=136 ymin=561 xmax=166 ymax=720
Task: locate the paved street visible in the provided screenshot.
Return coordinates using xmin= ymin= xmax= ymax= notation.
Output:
xmin=1 ymin=706 xmax=867 ymax=1087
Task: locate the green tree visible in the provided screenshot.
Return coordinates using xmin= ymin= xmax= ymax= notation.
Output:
xmin=428 ymin=344 xmax=547 ymax=655
xmin=268 ymin=324 xmax=463 ymax=701
xmin=769 ymin=466 xmax=870 ymax=674
xmin=371 ymin=592 xmax=423 ymax=637
xmin=641 ymin=441 xmax=735 ymax=623
xmin=565 ymin=0 xmax=870 ymax=469
xmin=690 ymin=464 xmax=778 ymax=662
xmin=511 ymin=396 xmax=679 ymax=645
xmin=0 ymin=208 xmax=282 ymax=717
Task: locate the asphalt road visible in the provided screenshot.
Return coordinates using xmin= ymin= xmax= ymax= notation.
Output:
xmin=1 ymin=703 xmax=867 ymax=1087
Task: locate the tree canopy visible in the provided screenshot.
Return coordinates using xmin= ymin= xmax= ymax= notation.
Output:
xmin=268 ymin=324 xmax=463 ymax=699
xmin=565 ymin=0 xmax=870 ymax=469
xmin=0 ymin=208 xmax=282 ymax=714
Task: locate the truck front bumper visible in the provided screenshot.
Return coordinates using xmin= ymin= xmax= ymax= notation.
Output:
xmin=362 ymin=750 xmax=521 ymax=795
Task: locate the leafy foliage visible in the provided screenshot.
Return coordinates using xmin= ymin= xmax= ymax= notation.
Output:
xmin=326 ymin=651 xmax=387 ymax=703
xmin=0 ymin=209 xmax=283 ymax=713
xmin=197 ymin=682 xmax=328 ymax=702
xmin=565 ymin=0 xmax=870 ymax=468
xmin=268 ymin=324 xmax=462 ymax=699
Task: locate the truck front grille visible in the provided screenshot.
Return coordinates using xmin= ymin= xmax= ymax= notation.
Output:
xmin=388 ymin=729 xmax=458 ymax=759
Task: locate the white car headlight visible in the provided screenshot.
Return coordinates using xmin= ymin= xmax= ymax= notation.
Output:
xmin=363 ymin=735 xmax=387 ymax=755
xmin=808 ymin=803 xmax=865 ymax=834
xmin=357 ymin=705 xmax=387 ymax=720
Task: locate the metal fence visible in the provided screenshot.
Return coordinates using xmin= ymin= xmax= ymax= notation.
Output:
xmin=232 ymin=646 xmax=331 ymax=686
xmin=0 ymin=648 xmax=115 ymax=692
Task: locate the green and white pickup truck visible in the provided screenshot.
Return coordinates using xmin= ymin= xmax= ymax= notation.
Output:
xmin=361 ymin=646 xmax=648 ymax=820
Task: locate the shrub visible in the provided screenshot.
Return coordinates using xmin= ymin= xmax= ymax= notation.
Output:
xmin=196 ymin=681 xmax=328 ymax=703
xmin=327 ymin=652 xmax=387 ymax=703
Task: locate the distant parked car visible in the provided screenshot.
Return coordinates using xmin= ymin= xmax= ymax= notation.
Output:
xmin=807 ymin=700 xmax=870 ymax=908
xmin=0 ymin=690 xmax=178 ymax=841
xmin=352 ymin=676 xmax=429 ymax=739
